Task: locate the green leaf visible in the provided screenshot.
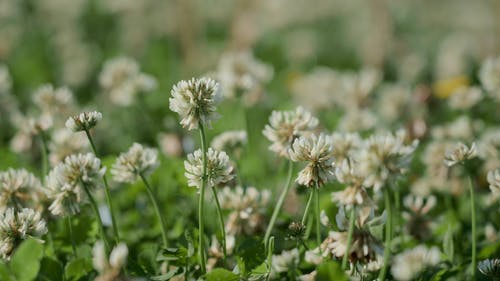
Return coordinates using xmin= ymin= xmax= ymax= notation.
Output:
xmin=206 ymin=268 xmax=239 ymax=281
xmin=442 ymin=227 xmax=454 ymax=262
xmin=10 ymin=239 xmax=44 ymax=281
xmin=316 ymin=261 xmax=348 ymax=281
xmin=235 ymin=237 xmax=266 ymax=275
xmin=64 ymin=258 xmax=93 ymax=281
xmin=37 ymin=258 xmax=63 ymax=281
xmin=0 ymin=262 xmax=14 ymax=281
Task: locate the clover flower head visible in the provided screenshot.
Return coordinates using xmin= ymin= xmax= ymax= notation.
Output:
xmin=184 ymin=148 xmax=234 ymax=189
xmin=211 ymin=130 xmax=247 ymax=153
xmin=0 ymin=168 xmax=43 ymax=210
xmin=443 ymin=142 xmax=477 ymax=167
xmin=478 ymin=258 xmax=500 ymax=278
xmin=92 ymin=240 xmax=128 ymax=280
xmin=111 ymin=143 xmax=159 ymax=183
xmin=391 ymin=245 xmax=441 ymax=281
xmin=289 ymin=133 xmax=334 ymax=187
xmin=169 ymin=77 xmax=220 ymax=130
xmin=487 ymin=169 xmax=500 ymax=195
xmin=263 ymin=106 xmax=319 ymax=158
xmin=65 ymin=111 xmax=102 ymax=132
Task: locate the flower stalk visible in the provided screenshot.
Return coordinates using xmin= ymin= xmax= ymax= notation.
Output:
xmin=82 ymin=181 xmax=109 ymax=250
xmin=139 ymin=173 xmax=169 ymax=249
xmin=378 ymin=188 xmax=393 ymax=281
xmin=342 ymin=206 xmax=356 ymax=270
xmin=468 ymin=175 xmax=477 ymax=279
xmin=198 ymin=121 xmax=208 ymax=273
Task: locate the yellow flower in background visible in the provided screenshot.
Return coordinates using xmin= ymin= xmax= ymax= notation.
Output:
xmin=432 ymin=75 xmax=469 ymax=99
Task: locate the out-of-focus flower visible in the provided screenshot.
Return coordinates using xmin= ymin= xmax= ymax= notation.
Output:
xmin=28 ymin=114 xmax=54 ymax=135
xmin=479 ymin=56 xmax=500 ymax=102
xmin=290 ymin=67 xmax=338 ymax=112
xmin=330 ymin=132 xmax=361 ymax=163
xmin=211 ymin=130 xmax=247 ymax=156
xmin=0 ymin=208 xmax=47 ymax=260
xmin=335 ymin=68 xmax=381 ymax=109
xmin=32 ymin=84 xmax=75 ymax=117
xmin=304 ymin=247 xmax=322 ymax=265
xmin=271 ymin=249 xmax=299 ymax=276
xmin=207 ymin=234 xmax=235 ymax=271
xmin=111 ymin=143 xmax=159 ymax=183
xmin=376 ymin=83 xmax=412 ymax=123
xmin=215 ymin=51 xmax=273 ymax=106
xmin=169 ymin=77 xmax=220 ymax=130
xmin=219 ymin=186 xmax=270 ymax=235
xmin=46 ymin=153 xmax=105 ymax=216
xmin=48 ymin=129 xmax=89 ymax=165
xmin=99 ymin=57 xmax=157 ymax=106
xmin=478 ymin=258 xmax=500 ymax=278
xmin=157 ymin=133 xmax=183 ymax=158
xmin=402 ymin=194 xmax=436 ymax=240
xmin=448 ymin=86 xmax=483 ymax=110
xmin=66 ymin=111 xmax=102 ymax=132
xmin=184 ymin=148 xmax=234 ymax=189
xmin=487 ymin=169 xmax=500 ymax=195
xmin=332 ymin=160 xmax=374 ymax=213
xmin=263 ymin=106 xmax=318 ymax=158
xmin=443 ymin=142 xmax=477 ymax=167
xmin=391 ymin=245 xmax=441 ymax=281
xmin=92 ymin=240 xmax=129 ymax=281
xmin=289 ymin=133 xmax=334 ymax=187
xmin=337 ymin=108 xmax=377 ymax=132
xmin=0 ymin=169 xmax=43 ymax=210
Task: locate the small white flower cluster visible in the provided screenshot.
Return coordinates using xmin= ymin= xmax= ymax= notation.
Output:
xmin=99 ymin=57 xmax=157 ymax=106
xmin=211 ymin=130 xmax=247 ymax=153
xmin=271 ymin=249 xmax=300 ymax=276
xmin=263 ymin=106 xmax=319 ymax=159
xmin=289 ymin=133 xmax=335 ymax=187
xmin=184 ymin=148 xmax=234 ymax=189
xmin=218 ymin=186 xmax=271 ymax=235
xmin=65 ymin=111 xmax=103 ymax=132
xmin=487 ymin=169 xmax=500 ymax=195
xmin=448 ymin=86 xmax=483 ymax=110
xmin=479 ymin=55 xmax=500 ymax=102
xmin=32 ymin=84 xmax=75 ymax=117
xmin=111 ymin=143 xmax=159 ymax=183
xmin=391 ymin=245 xmax=441 ymax=281
xmin=48 ymin=128 xmax=89 ymax=165
xmin=92 ymin=240 xmax=128 ymax=281
xmin=443 ymin=142 xmax=477 ymax=167
xmin=46 ymin=153 xmax=105 ymax=216
xmin=0 ymin=168 xmax=43 ymax=210
xmin=0 ymin=208 xmax=47 ymax=259
xmin=331 ymin=160 xmax=373 ymax=210
xmin=169 ymin=77 xmax=220 ymax=130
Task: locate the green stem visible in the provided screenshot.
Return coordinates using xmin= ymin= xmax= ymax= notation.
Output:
xmin=39 ymin=133 xmax=49 ymax=183
xmin=314 ymin=186 xmax=321 ymax=249
xmin=468 ymin=176 xmax=476 ymax=279
xmin=210 ymin=186 xmax=227 ymax=259
xmin=264 ymin=161 xmax=294 ymax=248
xmin=394 ymin=189 xmax=402 ymax=243
xmin=301 ymin=190 xmax=314 ymax=226
xmin=67 ymin=215 xmax=77 ymax=257
xmin=139 ymin=173 xmax=169 ymax=249
xmin=198 ymin=122 xmax=208 ymax=274
xmin=378 ymin=188 xmax=393 ymax=281
xmin=266 ymin=236 xmax=275 ymax=281
xmin=82 ymin=182 xmax=109 ymax=250
xmin=84 ymin=129 xmax=120 ymax=243
xmin=342 ymin=207 xmax=356 ymax=270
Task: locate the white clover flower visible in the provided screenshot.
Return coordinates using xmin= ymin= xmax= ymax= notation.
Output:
xmin=184 ymin=148 xmax=234 ymax=189
xmin=391 ymin=245 xmax=441 ymax=281
xmin=218 ymin=186 xmax=270 ymax=235
xmin=487 ymin=169 xmax=500 ymax=195
xmin=289 ymin=133 xmax=334 ymax=187
xmin=65 ymin=111 xmax=103 ymax=132
xmin=92 ymin=240 xmax=128 ymax=280
xmin=290 ymin=67 xmax=338 ymax=112
xmin=332 ymin=160 xmax=373 ymax=209
xmin=169 ymin=77 xmax=220 ymax=130
xmin=357 ymin=131 xmax=418 ymax=191
xmin=331 ymin=132 xmax=362 ymax=163
xmin=211 ymin=130 xmax=247 ymax=153
xmin=335 ymin=67 xmax=381 ymax=109
xmin=272 ymin=249 xmax=300 ymax=274
xmin=48 ymin=129 xmax=89 ymax=165
xmin=478 ymin=258 xmax=500 ymax=278
xmin=45 ymin=153 xmax=105 ymax=216
xmin=479 ymin=56 xmax=500 ymax=102
xmin=111 ymin=143 xmax=159 ymax=183
xmin=32 ymin=84 xmax=75 ymax=116
xmin=403 ymin=194 xmax=436 ymax=216
xmin=443 ymin=142 xmax=477 ymax=167
xmin=448 ymin=86 xmax=483 ymax=110
xmin=0 ymin=208 xmax=47 ymax=260
xmin=337 ymin=108 xmax=377 ymax=132
xmin=0 ymin=169 xmax=43 ymax=210
xmin=263 ymin=106 xmax=319 ymax=158
xmin=305 ymin=247 xmax=323 ymax=265
xmin=99 ymin=57 xmax=157 ymax=106
xmin=28 ymin=114 xmax=54 ymax=135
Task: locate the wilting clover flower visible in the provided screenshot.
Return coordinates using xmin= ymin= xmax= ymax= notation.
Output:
xmin=211 ymin=130 xmax=247 ymax=154
xmin=111 ymin=143 xmax=159 ymax=183
xmin=443 ymin=142 xmax=477 ymax=167
xmin=65 ymin=111 xmax=103 ymax=132
xmin=0 ymin=169 xmax=43 ymax=210
xmin=0 ymin=208 xmax=47 ymax=260
xmin=488 ymin=169 xmax=500 ymax=195
xmin=289 ymin=133 xmax=335 ymax=187
xmin=169 ymin=77 xmax=220 ymax=130
xmin=391 ymin=245 xmax=441 ymax=281
xmin=184 ymin=148 xmax=234 ymax=189
xmin=45 ymin=153 xmax=106 ymax=216
xmin=263 ymin=106 xmax=319 ymax=158
xmin=478 ymin=259 xmax=500 ymax=278
xmin=92 ymin=240 xmax=129 ymax=281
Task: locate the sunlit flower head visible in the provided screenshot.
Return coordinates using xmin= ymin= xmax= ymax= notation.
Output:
xmin=184 ymin=148 xmax=234 ymax=189
xmin=289 ymin=133 xmax=334 ymax=187
xmin=0 ymin=169 xmax=43 ymax=210
xmin=263 ymin=106 xmax=319 ymax=158
xmin=391 ymin=245 xmax=441 ymax=281
xmin=111 ymin=143 xmax=159 ymax=183
xmin=0 ymin=208 xmax=47 ymax=260
xmin=443 ymin=142 xmax=477 ymax=167
xmin=169 ymin=77 xmax=220 ymax=130
xmin=65 ymin=111 xmax=102 ymax=132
